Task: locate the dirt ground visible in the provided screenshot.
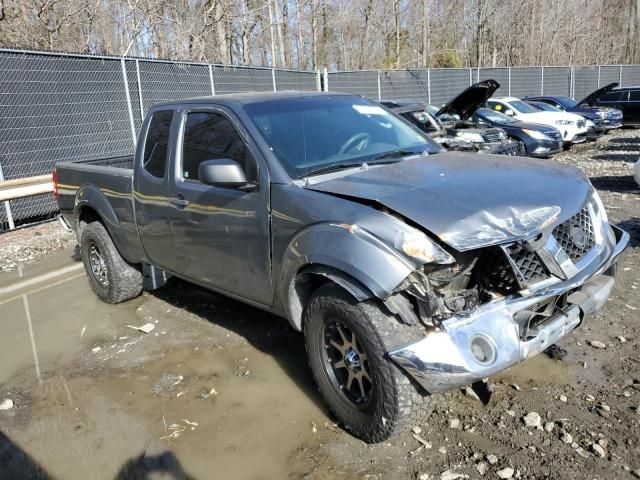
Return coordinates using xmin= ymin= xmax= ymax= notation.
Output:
xmin=0 ymin=128 xmax=638 ymax=480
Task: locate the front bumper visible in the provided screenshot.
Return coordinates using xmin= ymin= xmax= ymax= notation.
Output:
xmin=388 ymin=225 xmax=629 ymax=394
xmin=525 ymin=139 xmax=563 ymax=158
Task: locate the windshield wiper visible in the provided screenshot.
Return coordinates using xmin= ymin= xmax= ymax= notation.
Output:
xmin=302 ymin=149 xmax=423 ymax=179
xmin=303 ymin=162 xmax=366 ymax=178
xmin=370 ymin=149 xmax=425 ymax=162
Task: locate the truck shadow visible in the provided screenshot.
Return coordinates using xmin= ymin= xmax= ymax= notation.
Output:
xmin=150 ymin=278 xmax=329 ymax=413
xmin=0 ymin=429 xmax=195 ymax=480
xmin=616 ymin=218 xmax=640 ymax=247
xmin=589 ymin=174 xmax=638 ymax=193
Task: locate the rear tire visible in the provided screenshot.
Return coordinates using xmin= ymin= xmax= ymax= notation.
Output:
xmin=303 ymin=283 xmax=434 ymax=443
xmin=80 ymin=221 xmax=142 ymax=304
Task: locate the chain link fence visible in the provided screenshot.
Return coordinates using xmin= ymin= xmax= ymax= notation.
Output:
xmin=326 ymin=65 xmax=640 ymax=103
xmin=0 ymin=49 xmax=318 ymax=230
xmin=1 ymin=48 xmax=640 ymax=232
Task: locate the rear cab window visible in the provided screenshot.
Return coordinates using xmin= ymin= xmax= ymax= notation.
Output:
xmin=142 ymin=110 xmax=174 ymax=178
xmin=629 ymin=90 xmax=640 ymax=101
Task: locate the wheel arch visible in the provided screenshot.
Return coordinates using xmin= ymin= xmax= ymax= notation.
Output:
xmin=74 ymin=185 xmax=139 ymax=264
xmin=277 ymin=223 xmax=416 ymax=331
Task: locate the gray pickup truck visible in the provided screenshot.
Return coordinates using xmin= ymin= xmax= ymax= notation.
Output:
xmin=54 ymin=92 xmax=628 ymax=443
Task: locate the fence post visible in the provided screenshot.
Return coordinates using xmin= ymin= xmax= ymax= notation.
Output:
xmin=508 ymin=67 xmax=512 ymax=96
xmin=208 ymin=64 xmax=216 ymax=95
xmin=477 ymin=66 xmax=480 ymax=83
xmin=469 ymin=68 xmax=473 ymax=86
xmin=540 ymin=66 xmax=544 ymax=95
xmin=271 ymin=68 xmax=277 ymax=92
xmin=316 ymin=69 xmax=321 ymax=91
xmin=120 ymin=59 xmax=138 ymax=147
xmin=597 ymin=65 xmax=601 ymax=88
xmin=427 ymin=68 xmax=431 ymax=104
xmin=570 ymin=66 xmax=575 ymax=98
xmin=135 ymin=60 xmax=144 ymax=122
xmin=377 ymin=71 xmax=382 ymax=101
xmin=323 ymin=67 xmax=329 ymax=92
xmin=0 ymin=162 xmax=15 ymax=230
xmin=619 ymin=65 xmax=623 ymax=85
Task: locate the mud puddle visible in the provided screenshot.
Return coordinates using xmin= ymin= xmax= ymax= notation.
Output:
xmin=0 ymin=250 xmax=329 ymax=480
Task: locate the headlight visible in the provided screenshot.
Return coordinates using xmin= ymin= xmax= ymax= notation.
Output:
xmin=523 ymin=128 xmax=550 ymax=140
xmin=455 ymin=132 xmax=485 ymax=143
xmin=555 ymin=120 xmax=574 ymax=126
xmin=498 ymin=131 xmax=507 ymax=141
xmin=396 ymin=230 xmax=455 ymax=265
xmin=596 ymin=111 xmax=606 ymax=118
xmin=586 ymin=119 xmax=595 ymax=127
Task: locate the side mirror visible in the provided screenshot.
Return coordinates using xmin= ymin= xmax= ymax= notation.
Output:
xmin=504 ymin=109 xmax=514 ymax=116
xmin=198 ymin=159 xmax=254 ymax=190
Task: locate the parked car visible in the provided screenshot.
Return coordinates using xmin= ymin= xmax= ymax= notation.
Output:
xmin=525 ymin=85 xmax=623 ymax=131
xmin=381 ymin=98 xmax=524 ymax=156
xmin=525 ymin=100 xmax=602 ymax=141
xmin=576 ymin=83 xmax=640 ymax=127
xmin=471 ymin=107 xmax=563 ymax=157
xmin=487 ymin=97 xmax=589 ymax=145
xmin=53 ymin=91 xmax=629 ymax=443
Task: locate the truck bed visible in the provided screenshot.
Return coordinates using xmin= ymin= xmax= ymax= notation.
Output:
xmin=55 ymin=154 xmax=144 ymax=263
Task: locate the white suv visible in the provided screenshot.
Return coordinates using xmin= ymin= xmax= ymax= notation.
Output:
xmin=487 ymin=97 xmax=589 ymax=145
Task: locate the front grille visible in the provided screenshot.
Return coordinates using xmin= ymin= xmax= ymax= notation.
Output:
xmin=478 ymin=248 xmax=520 ymax=295
xmin=577 ymin=119 xmax=586 ymax=128
xmin=482 ymin=130 xmax=504 ymax=142
xmin=506 ymin=245 xmax=549 ymax=283
xmin=552 ymin=206 xmax=595 ymax=262
xmin=544 ymin=130 xmax=562 ymax=142
xmin=491 ymin=142 xmax=526 ymax=156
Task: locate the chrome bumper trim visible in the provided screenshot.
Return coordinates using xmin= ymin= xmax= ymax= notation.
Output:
xmin=388 ymin=225 xmax=629 ymax=394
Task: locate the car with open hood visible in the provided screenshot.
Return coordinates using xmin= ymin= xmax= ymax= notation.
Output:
xmin=576 ymin=84 xmax=640 ymax=127
xmin=487 ymin=96 xmax=589 ymax=145
xmin=525 ymin=100 xmax=602 ymax=142
xmin=471 ymin=107 xmax=563 ymax=157
xmin=381 ymin=97 xmax=524 ymax=156
xmin=525 ymin=84 xmax=623 ymax=131
xmin=53 ymin=92 xmax=629 ymax=444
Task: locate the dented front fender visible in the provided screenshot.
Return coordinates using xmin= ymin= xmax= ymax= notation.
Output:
xmin=278 ymin=222 xmax=416 ymax=330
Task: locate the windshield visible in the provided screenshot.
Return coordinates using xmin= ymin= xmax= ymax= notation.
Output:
xmin=529 ymin=102 xmax=560 ymax=112
xmin=508 ymin=100 xmax=539 ymax=114
xmin=474 ymin=108 xmax=515 ymax=125
xmin=555 ymin=96 xmax=578 ymax=108
xmin=243 ymin=96 xmax=441 ymax=178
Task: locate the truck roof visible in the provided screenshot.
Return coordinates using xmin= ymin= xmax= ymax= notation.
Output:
xmin=153 ymin=90 xmax=354 ymax=108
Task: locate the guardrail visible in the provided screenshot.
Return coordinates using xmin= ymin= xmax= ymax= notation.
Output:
xmin=0 ymin=175 xmax=53 ymax=230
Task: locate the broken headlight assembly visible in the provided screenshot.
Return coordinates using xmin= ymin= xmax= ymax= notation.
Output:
xmin=395 ymin=230 xmax=456 ymax=265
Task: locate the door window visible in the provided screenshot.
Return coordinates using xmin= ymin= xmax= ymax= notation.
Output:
xmin=142 ymin=110 xmax=174 ymax=178
xmin=600 ymin=91 xmax=626 ymax=102
xmin=629 ymin=90 xmax=640 ymax=101
xmin=182 ymin=112 xmax=256 ymax=182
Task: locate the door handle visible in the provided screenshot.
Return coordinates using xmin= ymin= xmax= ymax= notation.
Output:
xmin=169 ymin=196 xmax=189 ymax=207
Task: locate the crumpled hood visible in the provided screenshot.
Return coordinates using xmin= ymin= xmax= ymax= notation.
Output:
xmin=305 ymin=152 xmax=592 ymax=251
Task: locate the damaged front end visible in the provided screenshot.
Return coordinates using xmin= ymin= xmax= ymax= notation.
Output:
xmin=386 ymin=196 xmax=629 ymax=394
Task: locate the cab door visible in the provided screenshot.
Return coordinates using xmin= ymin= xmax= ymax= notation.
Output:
xmin=167 ymin=105 xmax=272 ymax=305
xmin=133 ymin=108 xmax=176 ymax=269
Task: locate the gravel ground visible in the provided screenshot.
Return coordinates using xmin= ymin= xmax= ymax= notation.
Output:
xmin=0 ymin=128 xmax=638 ymax=480
xmin=0 ymin=220 xmax=75 ymax=272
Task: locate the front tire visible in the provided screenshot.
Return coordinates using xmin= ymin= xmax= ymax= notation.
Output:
xmin=304 ymin=284 xmax=433 ymax=443
xmin=80 ymin=221 xmax=142 ymax=304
